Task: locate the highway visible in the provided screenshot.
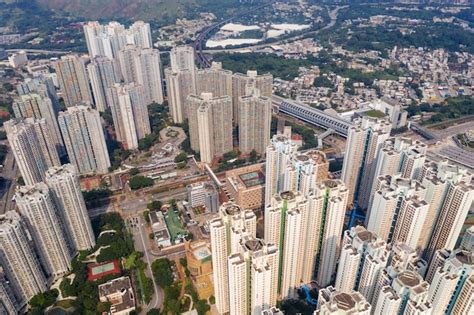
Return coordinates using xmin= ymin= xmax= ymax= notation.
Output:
xmin=193 ymin=5 xmax=344 ymax=66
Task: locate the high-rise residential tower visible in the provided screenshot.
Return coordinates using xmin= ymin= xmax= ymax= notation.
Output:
xmin=13 ymin=92 xmax=64 ymax=156
xmin=417 ymin=160 xmax=473 ymax=262
xmin=186 ymin=93 xmax=233 ymax=163
xmin=0 ymin=211 xmax=47 ymax=307
xmin=265 ymin=180 xmax=348 ymax=292
xmin=367 ymin=175 xmax=426 ymax=244
xmin=335 ymin=226 xmax=389 ymax=297
xmin=54 ymin=55 xmax=93 ymax=107
xmin=87 ymin=56 xmax=121 ymax=112
xmin=341 ymin=116 xmax=392 ymax=208
xmin=232 ymin=70 xmax=272 ymax=122
xmin=0 ymin=267 xmax=19 ymax=314
xmin=210 ymin=202 xmax=257 ymax=314
xmin=58 ymin=105 xmax=111 ymax=174
xmin=45 ymin=164 xmax=96 ymax=251
xmin=108 ymin=83 xmax=151 ymax=150
xmin=83 ymin=20 xmax=152 ymax=59
xmin=15 ymin=184 xmax=72 ymax=279
xmin=427 ymin=246 xmax=473 ymax=314
xmin=238 ymin=85 xmax=272 ymax=155
xmin=317 ymin=286 xmax=371 ymax=315
xmin=264 ymin=134 xmax=298 ymax=205
xmin=196 ymin=62 xmax=232 ymax=98
xmin=118 ymin=45 xmax=164 ymax=105
xmin=170 ymin=45 xmax=196 ymax=73
xmin=5 ymin=118 xmax=60 ymax=185
xmin=165 ymin=68 xmax=196 ymax=123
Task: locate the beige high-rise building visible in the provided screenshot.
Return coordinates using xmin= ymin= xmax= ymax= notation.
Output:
xmin=0 ymin=267 xmax=19 ymax=314
xmin=118 ymin=45 xmax=164 ymax=105
xmin=13 ymin=92 xmax=64 ymax=156
xmin=238 ymin=86 xmax=272 ymax=155
xmin=108 ymin=83 xmax=151 ymax=150
xmin=367 ymin=175 xmax=426 ymax=243
xmin=54 ymin=55 xmax=93 ymax=107
xmin=428 ymin=247 xmax=473 ymax=314
xmin=170 ymin=45 xmax=196 ymax=73
xmin=0 ymin=211 xmax=47 ymax=306
xmin=317 ymin=286 xmax=371 ymax=314
xmin=391 ymin=196 xmax=429 ymax=250
xmin=15 ymin=184 xmax=71 ymax=280
xmin=187 ymin=93 xmax=232 ymax=163
xmin=285 ymin=150 xmax=329 ymax=195
xmin=165 ymin=68 xmax=196 ymax=123
xmin=232 ymin=70 xmax=272 ymax=122
xmin=83 ymin=20 xmax=152 ymax=59
xmin=5 ymin=118 xmax=60 ymax=185
xmin=210 ymin=202 xmax=256 ymax=314
xmin=335 ymin=226 xmax=388 ymax=295
xmin=196 ymin=62 xmax=232 ymax=98
xmin=87 ymin=56 xmax=121 ymax=112
xmin=45 ymin=164 xmax=96 ymax=251
xmin=58 ymin=105 xmax=111 ymax=174
xmin=265 ymin=180 xmax=348 ymax=293
xmin=341 ymin=116 xmax=392 ymax=208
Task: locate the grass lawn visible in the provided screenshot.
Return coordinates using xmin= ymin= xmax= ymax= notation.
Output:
xmin=363 ymin=110 xmax=386 ymax=118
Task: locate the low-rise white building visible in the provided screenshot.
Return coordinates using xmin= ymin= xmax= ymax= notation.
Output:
xmin=98 ymin=276 xmax=136 ymax=315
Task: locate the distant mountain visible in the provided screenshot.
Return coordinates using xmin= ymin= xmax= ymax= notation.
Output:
xmin=35 ymin=0 xmax=252 ymax=24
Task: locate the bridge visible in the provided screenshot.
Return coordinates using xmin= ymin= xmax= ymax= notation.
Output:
xmin=272 ymin=96 xmax=352 ymax=137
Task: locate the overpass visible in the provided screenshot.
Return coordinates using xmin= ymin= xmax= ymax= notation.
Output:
xmin=272 ymin=95 xmax=352 ymax=137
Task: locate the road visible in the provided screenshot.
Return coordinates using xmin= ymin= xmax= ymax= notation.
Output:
xmin=429 ymin=120 xmax=474 ymax=140
xmin=129 ymin=215 xmax=164 ymax=312
xmin=194 ymin=4 xmax=345 ymax=65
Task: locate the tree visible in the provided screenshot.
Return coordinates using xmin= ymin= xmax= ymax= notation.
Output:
xmin=147 ymin=309 xmax=160 ymax=315
xmin=143 ymin=210 xmax=150 ymax=223
xmin=29 ymin=289 xmax=59 ymax=311
xmin=152 ymin=258 xmax=174 ymax=288
xmin=129 ymin=176 xmax=154 ymax=190
xmin=129 ymin=168 xmax=140 ymax=176
xmin=174 ymin=152 xmax=188 ymax=163
xmin=147 ymin=200 xmax=162 ymax=211
xmin=249 ymin=149 xmax=258 ymax=162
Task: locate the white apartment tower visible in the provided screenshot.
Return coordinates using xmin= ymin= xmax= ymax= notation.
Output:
xmin=210 ymin=202 xmax=257 ymax=314
xmin=264 ymin=134 xmax=298 ymax=205
xmin=170 ymin=45 xmax=196 ymax=73
xmin=418 ymin=160 xmax=474 ymax=263
xmin=428 ymin=248 xmax=473 ymax=314
xmin=13 ymin=92 xmax=64 ymax=156
xmin=165 ymin=68 xmax=196 ymax=123
xmin=118 ymin=45 xmax=164 ymax=105
xmin=186 ymin=93 xmax=233 ymax=163
xmin=58 ymin=105 xmax=111 ymax=174
xmin=232 ymin=70 xmax=272 ymax=122
xmin=367 ymin=175 xmax=426 ymax=244
xmin=335 ymin=226 xmax=389 ymax=298
xmin=228 ymin=236 xmax=279 ymax=315
xmin=87 ymin=56 xmax=121 ymax=112
xmin=317 ymin=286 xmax=371 ymax=315
xmin=265 ymin=180 xmax=348 ymax=293
xmin=15 ymin=184 xmax=72 ymax=279
xmin=45 ymin=164 xmax=96 ymax=251
xmin=341 ymin=116 xmax=392 ymax=208
xmin=0 ymin=267 xmax=19 ymax=314
xmin=108 ymin=83 xmax=151 ymax=150
xmin=54 ymin=55 xmax=93 ymax=107
xmin=83 ymin=20 xmax=152 ymax=59
xmin=5 ymin=118 xmax=60 ymax=185
xmin=0 ymin=211 xmax=47 ymax=306
xmin=196 ymin=62 xmax=232 ymax=98
xmin=238 ymin=85 xmax=272 ymax=155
